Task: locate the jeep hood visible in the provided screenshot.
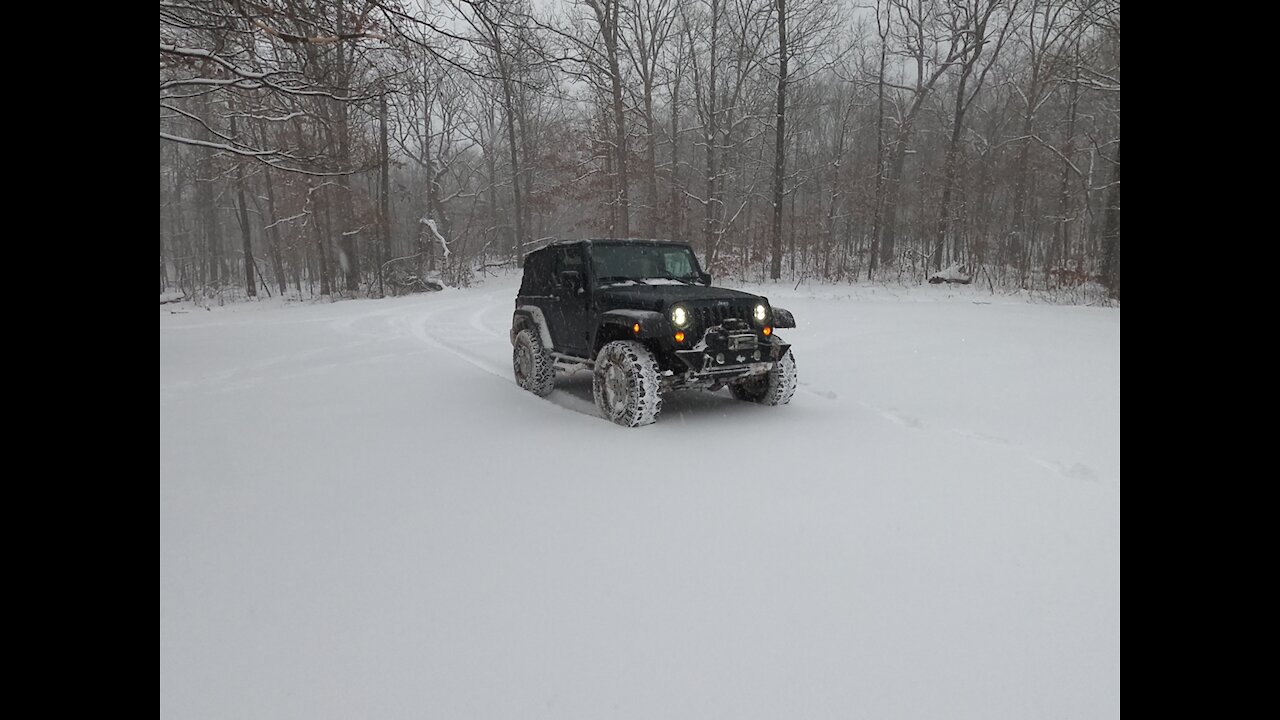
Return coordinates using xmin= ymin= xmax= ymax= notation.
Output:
xmin=595 ymin=283 xmax=761 ymax=311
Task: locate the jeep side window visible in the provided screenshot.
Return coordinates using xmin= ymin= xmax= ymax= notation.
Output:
xmin=545 ymin=252 xmax=561 ymax=291
xmin=520 ymin=249 xmax=555 ymax=296
xmin=557 ymin=246 xmax=585 ymax=289
xmin=518 ymin=253 xmax=536 ymax=295
xmin=558 ymin=246 xmax=584 ymax=272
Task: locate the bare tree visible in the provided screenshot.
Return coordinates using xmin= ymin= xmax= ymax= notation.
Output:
xmin=769 ymin=0 xmax=788 ymax=280
xmin=621 ymin=0 xmax=679 ymax=238
xmin=159 ymin=0 xmax=1121 ymax=300
xmin=877 ymin=0 xmax=966 ymax=269
xmin=1006 ymin=0 xmax=1091 ymax=283
xmin=459 ymin=0 xmax=531 ymax=262
xmin=931 ymin=0 xmax=1017 ymax=272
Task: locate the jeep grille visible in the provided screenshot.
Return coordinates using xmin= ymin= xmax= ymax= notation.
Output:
xmin=695 ymin=303 xmax=751 ymax=327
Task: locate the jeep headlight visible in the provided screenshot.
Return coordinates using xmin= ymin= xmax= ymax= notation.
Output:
xmin=754 ymin=303 xmax=768 ymax=323
xmin=671 ymin=305 xmax=690 ymax=328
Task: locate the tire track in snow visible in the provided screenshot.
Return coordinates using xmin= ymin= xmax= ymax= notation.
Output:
xmin=797 ymin=381 xmax=838 ymax=401
xmin=413 ymin=288 xmax=612 ymax=420
xmin=385 ymin=288 xmax=514 ymax=382
xmin=856 ymin=398 xmax=1116 ymax=488
xmin=398 ymin=288 xmax=609 ymax=421
xmin=403 ymin=316 xmax=510 ymax=381
xmin=468 ymin=301 xmax=504 ymax=339
xmin=314 ymin=286 xmax=603 ymax=421
xmin=160 ymin=338 xmax=383 ymax=396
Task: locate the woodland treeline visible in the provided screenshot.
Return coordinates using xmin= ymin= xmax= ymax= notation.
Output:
xmin=159 ymin=0 xmax=1120 ymax=302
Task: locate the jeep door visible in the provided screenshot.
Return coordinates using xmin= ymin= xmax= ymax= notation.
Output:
xmin=549 ymin=245 xmax=591 ymax=357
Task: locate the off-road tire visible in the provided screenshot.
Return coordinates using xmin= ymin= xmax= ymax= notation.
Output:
xmin=729 ymin=347 xmax=797 ymax=406
xmin=592 ymin=341 xmax=663 ymax=427
xmin=513 ymin=328 xmax=555 ymax=396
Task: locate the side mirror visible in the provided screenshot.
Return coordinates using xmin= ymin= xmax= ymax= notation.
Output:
xmin=772 ymin=307 xmax=796 ymax=329
xmin=559 ymin=270 xmax=583 ymax=294
xmin=699 ymin=271 xmax=712 ymax=286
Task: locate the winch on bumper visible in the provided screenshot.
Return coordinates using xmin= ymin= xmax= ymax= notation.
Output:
xmin=672 ymin=320 xmax=790 ymax=381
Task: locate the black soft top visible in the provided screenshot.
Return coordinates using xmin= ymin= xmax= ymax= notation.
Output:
xmin=522 ymin=239 xmax=701 ymax=296
xmin=545 ymin=238 xmax=689 ymax=249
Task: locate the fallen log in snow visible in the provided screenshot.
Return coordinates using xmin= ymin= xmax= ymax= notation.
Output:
xmin=929 ymin=263 xmax=972 ymax=284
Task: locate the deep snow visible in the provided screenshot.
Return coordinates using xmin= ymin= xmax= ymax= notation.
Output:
xmin=160 ymin=277 xmax=1119 ymax=719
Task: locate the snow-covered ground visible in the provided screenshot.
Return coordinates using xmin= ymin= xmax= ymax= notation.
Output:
xmin=160 ymin=277 xmax=1119 ymax=719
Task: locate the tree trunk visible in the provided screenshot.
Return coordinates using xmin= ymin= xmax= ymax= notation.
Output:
xmin=934 ymin=74 xmax=968 ymax=271
xmin=168 ymin=141 xmax=186 ymax=293
xmin=379 ymin=92 xmax=391 ymax=297
xmin=703 ymin=0 xmax=720 ymax=264
xmin=1054 ymin=70 xmax=1080 ymax=272
xmin=669 ymin=58 xmax=682 ymax=242
xmin=160 ymin=150 xmax=169 ymax=293
xmin=483 ymin=101 xmax=502 ymax=259
xmin=335 ymin=1 xmax=359 ymax=294
xmin=643 ymin=80 xmax=659 ymax=238
xmin=260 ymin=168 xmax=288 ymax=296
xmin=827 ymin=99 xmax=847 ymax=279
xmin=196 ymin=91 xmax=222 ymax=289
xmin=670 ymin=43 xmax=680 ymax=242
xmin=790 ymin=187 xmax=799 ymax=277
xmin=879 ymin=128 xmax=910 ymax=267
xmin=503 ymin=75 xmax=525 ymax=262
xmin=309 ymin=182 xmax=331 ymax=297
xmin=422 ymin=69 xmax=451 ymax=272
xmin=868 ymin=30 xmax=886 ymax=279
xmin=517 ymin=88 xmax=535 ymax=253
xmin=1101 ymin=141 xmax=1120 ymax=299
xmin=769 ymin=0 xmax=787 ymax=281
xmin=230 ymin=114 xmax=257 ymax=297
xmin=605 ymin=5 xmax=629 ymax=237
xmin=1009 ymin=104 xmax=1034 ymax=272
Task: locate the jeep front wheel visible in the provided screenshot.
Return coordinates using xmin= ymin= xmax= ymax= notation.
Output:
xmin=592 ymin=341 xmax=663 ymax=427
xmin=729 ymin=348 xmax=797 ymax=406
xmin=513 ymin=328 xmax=555 ymax=396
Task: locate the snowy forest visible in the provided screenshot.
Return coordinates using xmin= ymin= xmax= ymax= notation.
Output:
xmin=158 ymin=0 xmax=1121 ymax=302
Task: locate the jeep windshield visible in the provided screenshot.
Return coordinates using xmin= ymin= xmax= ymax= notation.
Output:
xmin=592 ymin=244 xmax=701 ymax=285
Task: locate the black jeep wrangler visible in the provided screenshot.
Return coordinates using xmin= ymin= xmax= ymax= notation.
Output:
xmin=510 ymin=239 xmax=798 ymax=427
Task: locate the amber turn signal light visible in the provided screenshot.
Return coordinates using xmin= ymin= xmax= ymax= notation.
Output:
xmin=763 ymin=326 xmax=773 ymax=336
xmin=632 ymin=323 xmax=641 ymax=334
xmin=674 ymin=331 xmax=686 ymax=343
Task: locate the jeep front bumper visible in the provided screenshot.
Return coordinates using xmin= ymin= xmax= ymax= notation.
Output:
xmin=673 ymin=338 xmax=790 ymax=378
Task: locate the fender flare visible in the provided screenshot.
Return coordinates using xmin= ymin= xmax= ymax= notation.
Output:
xmin=512 ymin=306 xmax=554 ymax=350
xmin=599 ymin=309 xmax=667 ymax=338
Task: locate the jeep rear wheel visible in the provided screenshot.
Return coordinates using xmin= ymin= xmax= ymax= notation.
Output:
xmin=729 ymin=347 xmax=797 ymax=406
xmin=592 ymin=341 xmax=663 ymax=427
xmin=513 ymin=328 xmax=555 ymax=396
